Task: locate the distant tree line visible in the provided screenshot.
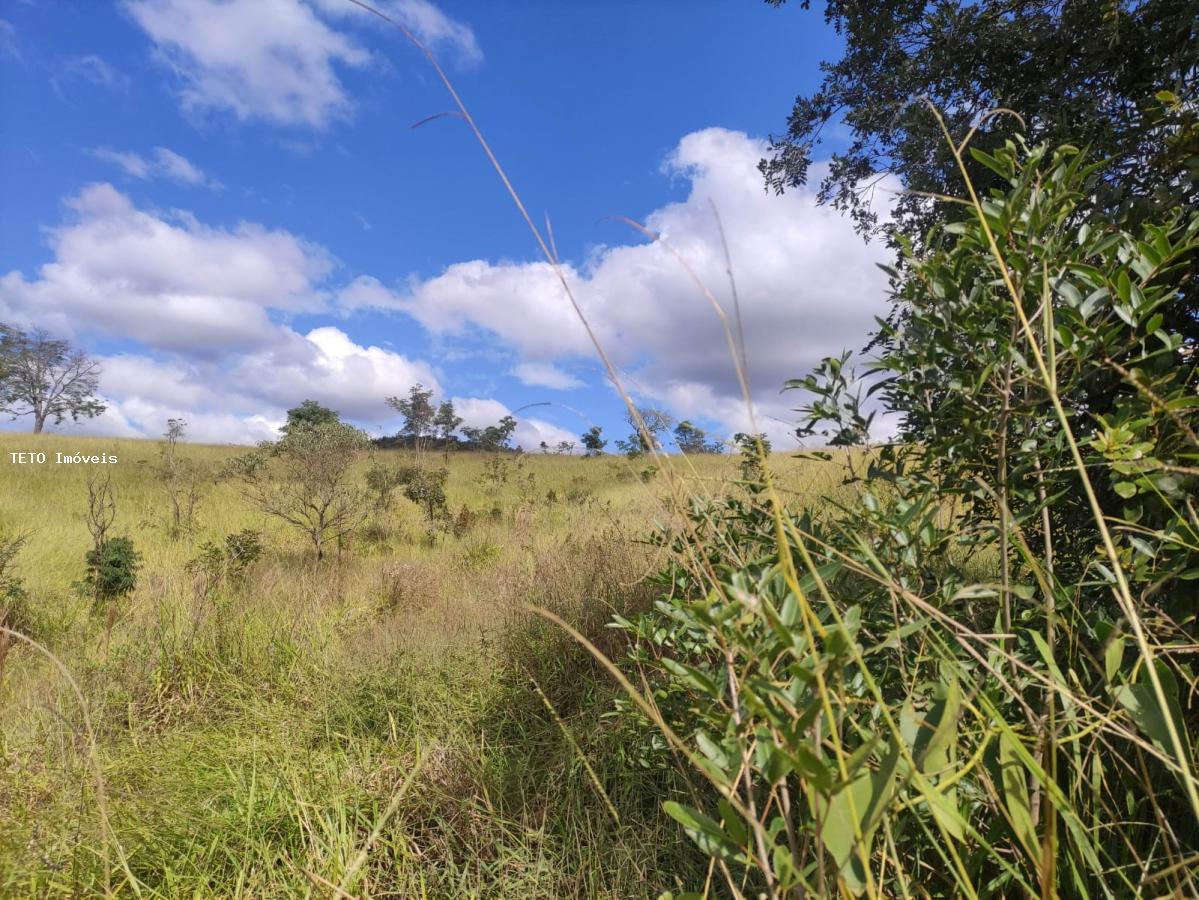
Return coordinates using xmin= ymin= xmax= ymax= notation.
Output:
xmin=0 ymin=322 xmax=734 ymax=456
xmin=281 ymin=392 xmax=735 ymax=459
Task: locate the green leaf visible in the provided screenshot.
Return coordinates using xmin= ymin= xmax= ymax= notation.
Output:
xmin=816 ymin=740 xmax=901 ymax=895
xmin=661 ymin=658 xmax=720 ymax=698
xmin=1116 ymin=269 xmax=1132 ymax=306
xmin=920 ymin=779 xmax=966 ymax=841
xmin=969 ymin=147 xmax=1012 ymax=180
xmin=663 ymin=802 xmax=740 ymax=862
xmin=1126 ymin=535 xmax=1156 ymax=559
xmin=1104 ymin=634 xmax=1125 ymax=683
xmin=1114 ymin=481 xmax=1138 ymax=499
xmin=718 ymin=798 xmax=749 ymax=846
xmin=1114 ymin=664 xmax=1192 ymax=774
xmin=695 ymin=730 xmax=730 ymax=771
xmin=923 ymin=678 xmax=961 ymax=774
xmin=998 ymin=730 xmax=1039 ymax=863
xmin=783 ymin=742 xmax=833 ymax=792
xmin=1079 ymin=287 xmax=1107 ymax=319
xmin=1056 ymin=280 xmax=1082 ymax=307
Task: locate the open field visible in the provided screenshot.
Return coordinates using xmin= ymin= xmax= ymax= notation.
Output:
xmin=2 ymin=0 xmax=1197 ymax=893
xmin=0 ymin=431 xmax=845 ymax=897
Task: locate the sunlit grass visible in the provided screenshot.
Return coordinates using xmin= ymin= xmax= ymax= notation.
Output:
xmin=0 ymin=429 xmax=841 ymax=896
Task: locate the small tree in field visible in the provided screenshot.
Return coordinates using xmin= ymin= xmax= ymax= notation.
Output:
xmin=0 ymin=532 xmax=31 ymax=635
xmin=673 ymin=420 xmax=724 ymax=454
xmin=387 ymin=384 xmax=436 ymax=454
xmin=83 ymin=538 xmax=141 ymax=605
xmin=433 ymin=400 xmax=463 ymax=460
xmin=399 ymin=465 xmax=449 ymax=524
xmin=732 ymin=432 xmax=772 ymax=484
xmin=365 ymin=461 xmax=405 ymax=510
xmin=157 ymin=418 xmax=205 ymax=537
xmin=581 ymin=425 xmax=606 ymax=457
xmin=0 ymin=327 xmax=105 ymax=433
xmin=616 ymin=406 xmax=674 ymax=456
xmin=77 ymin=471 xmax=140 ymax=614
xmin=280 ymin=399 xmax=340 ymax=435
xmin=230 ymin=421 xmax=371 ymax=560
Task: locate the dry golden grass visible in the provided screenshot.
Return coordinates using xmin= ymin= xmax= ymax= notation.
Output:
xmin=0 ymin=428 xmax=842 ymax=897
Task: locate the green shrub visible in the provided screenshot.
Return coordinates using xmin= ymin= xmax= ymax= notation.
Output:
xmin=187 ymin=529 xmax=263 ymax=585
xmin=462 ymin=539 xmax=500 ymax=569
xmin=451 ymin=504 xmax=475 ymax=537
xmin=84 ymin=536 xmax=141 ymax=604
xmin=365 ymin=461 xmax=405 ymax=509
xmin=0 ymin=532 xmax=31 ymax=635
xmin=399 ymin=465 xmax=449 ymax=522
xmin=732 ymin=431 xmax=771 ymax=484
xmin=621 ymin=137 xmax=1199 ymax=897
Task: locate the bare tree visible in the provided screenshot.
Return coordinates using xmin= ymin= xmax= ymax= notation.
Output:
xmin=1 ymin=328 xmax=105 ymax=433
xmin=85 ymin=471 xmax=116 ymax=552
xmin=158 ymin=419 xmax=205 ymax=537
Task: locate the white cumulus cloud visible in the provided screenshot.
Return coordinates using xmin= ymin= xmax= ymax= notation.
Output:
xmin=125 ymin=0 xmax=479 ymax=128
xmin=67 ymin=327 xmax=441 ymax=444
xmin=346 ymin=128 xmax=898 ymax=446
xmin=0 ymin=183 xmax=333 ymax=353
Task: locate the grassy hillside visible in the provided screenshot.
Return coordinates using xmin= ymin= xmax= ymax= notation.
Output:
xmin=0 ymin=430 xmax=840 ymax=897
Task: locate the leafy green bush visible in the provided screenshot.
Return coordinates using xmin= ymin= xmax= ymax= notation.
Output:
xmin=0 ymin=532 xmax=31 ymax=635
xmin=84 ymin=536 xmax=141 ymax=604
xmin=620 ymin=137 xmax=1199 ymax=897
xmin=186 ymin=529 xmax=263 ymax=587
xmin=364 ymin=460 xmax=408 ymax=510
xmin=399 ymin=465 xmax=449 ymax=523
xmin=732 ymin=432 xmax=772 ymax=484
xmin=478 ymin=456 xmax=510 ymax=494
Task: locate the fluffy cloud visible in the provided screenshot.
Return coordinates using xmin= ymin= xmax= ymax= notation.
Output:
xmin=0 ymin=183 xmax=332 ymax=352
xmin=125 ymin=0 xmax=479 ymax=128
xmin=511 ymin=361 xmax=584 ymax=391
xmin=348 ymin=128 xmax=898 ymax=446
xmin=0 ymin=187 xmax=441 ymax=443
xmin=70 ymin=327 xmax=440 ymax=444
xmin=343 ymin=261 xmax=593 ymax=360
xmin=2 ymin=127 xmax=894 ymax=448
xmin=233 ymin=326 xmax=440 ymax=423
xmin=91 ymin=146 xmax=216 ymax=187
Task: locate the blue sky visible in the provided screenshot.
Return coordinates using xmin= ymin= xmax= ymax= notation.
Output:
xmin=0 ymin=0 xmax=895 ymax=448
